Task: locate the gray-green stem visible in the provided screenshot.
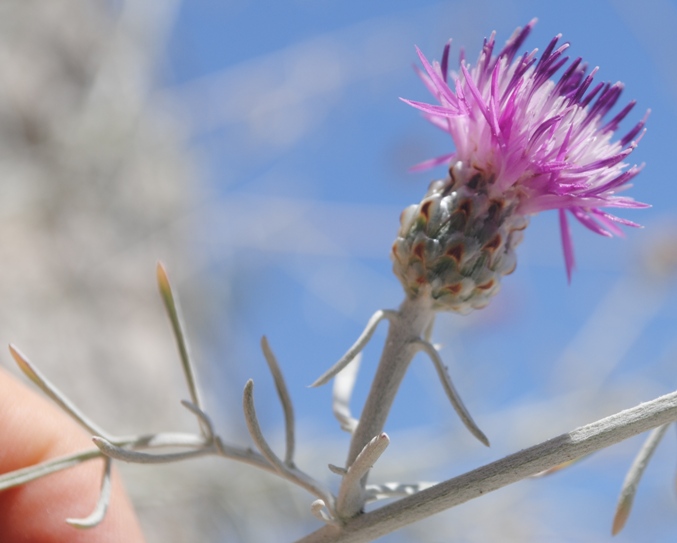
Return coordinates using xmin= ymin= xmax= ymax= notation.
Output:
xmin=343 ymin=294 xmax=435 ymax=507
xmin=297 ymin=387 xmax=677 ymax=543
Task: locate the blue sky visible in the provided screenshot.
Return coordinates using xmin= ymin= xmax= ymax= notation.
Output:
xmin=163 ymin=1 xmax=677 ymax=540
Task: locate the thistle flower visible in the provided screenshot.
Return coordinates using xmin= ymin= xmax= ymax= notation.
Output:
xmin=393 ymin=19 xmax=648 ymax=313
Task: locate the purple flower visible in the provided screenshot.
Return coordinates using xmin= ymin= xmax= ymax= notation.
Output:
xmin=402 ymin=19 xmax=649 ymax=281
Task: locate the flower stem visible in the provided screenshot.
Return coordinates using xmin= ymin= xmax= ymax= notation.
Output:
xmin=343 ymin=294 xmax=434 ymax=505
xmin=296 ymin=387 xmax=677 ymax=543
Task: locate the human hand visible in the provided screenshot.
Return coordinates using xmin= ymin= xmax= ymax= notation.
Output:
xmin=0 ymin=366 xmax=145 ymax=542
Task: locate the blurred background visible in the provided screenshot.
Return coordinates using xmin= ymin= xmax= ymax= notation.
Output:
xmin=1 ymin=0 xmax=676 ymax=541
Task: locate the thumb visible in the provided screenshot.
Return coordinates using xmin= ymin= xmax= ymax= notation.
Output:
xmin=0 ymin=365 xmax=145 ymax=543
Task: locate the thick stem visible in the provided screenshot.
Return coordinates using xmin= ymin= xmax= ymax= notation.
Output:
xmin=296 ymin=387 xmax=677 ymax=543
xmin=345 ymin=295 xmax=435 ymax=481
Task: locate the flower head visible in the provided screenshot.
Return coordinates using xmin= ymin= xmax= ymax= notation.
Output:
xmin=402 ymin=19 xmax=648 ymax=282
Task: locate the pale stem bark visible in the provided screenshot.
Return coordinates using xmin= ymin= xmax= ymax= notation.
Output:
xmin=345 ymin=295 xmax=434 ymax=472
xmin=296 ymin=388 xmax=677 ymax=543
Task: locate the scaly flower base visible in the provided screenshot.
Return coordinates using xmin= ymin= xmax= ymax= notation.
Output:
xmin=392 ymin=161 xmax=528 ymax=314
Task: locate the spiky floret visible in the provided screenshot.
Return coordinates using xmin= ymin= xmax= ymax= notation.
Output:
xmin=401 ymin=19 xmax=649 ymax=282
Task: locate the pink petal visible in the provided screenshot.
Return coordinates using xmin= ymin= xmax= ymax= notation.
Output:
xmin=559 ymin=209 xmax=575 ymax=283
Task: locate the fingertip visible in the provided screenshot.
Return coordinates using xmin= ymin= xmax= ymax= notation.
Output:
xmin=0 ymin=367 xmax=146 ymax=542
